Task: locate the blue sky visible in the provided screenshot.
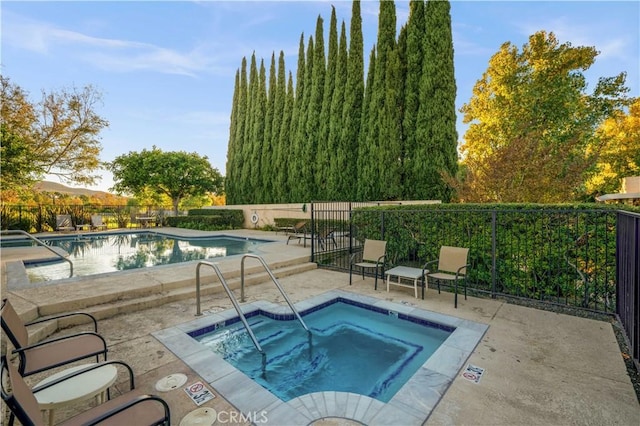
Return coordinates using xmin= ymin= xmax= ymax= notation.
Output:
xmin=2 ymin=1 xmax=638 ymax=192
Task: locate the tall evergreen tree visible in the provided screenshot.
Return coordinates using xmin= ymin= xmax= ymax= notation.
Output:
xmin=316 ymin=8 xmax=338 ymax=199
xmin=287 ymin=35 xmax=308 ymax=202
xmin=302 ymin=16 xmax=326 ymax=201
xmin=270 ymin=51 xmax=287 ymax=203
xmin=239 ymin=54 xmax=258 ymax=203
xmin=327 ymin=21 xmax=348 ymax=200
xmin=359 ymin=0 xmax=397 ymax=201
xmin=249 ymin=60 xmax=267 ymax=201
xmin=259 ymin=53 xmax=277 ymax=203
xmin=225 ymin=69 xmax=241 ymax=204
xmin=402 ymin=0 xmax=426 ymax=199
xmin=357 ymin=46 xmax=376 ymax=201
xmin=338 ymin=0 xmax=364 ymax=201
xmin=291 ymin=36 xmax=315 ymax=202
xmin=275 ymin=72 xmax=295 ymax=202
xmin=416 ymin=0 xmax=458 ymax=201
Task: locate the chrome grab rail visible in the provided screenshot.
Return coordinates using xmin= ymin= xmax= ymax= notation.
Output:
xmin=195 ymin=261 xmax=263 ymax=355
xmin=1 ymin=230 xmax=73 ymax=278
xmin=240 ymin=254 xmax=310 ymax=333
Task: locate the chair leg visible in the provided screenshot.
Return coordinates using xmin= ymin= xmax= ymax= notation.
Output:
xmin=349 ymin=264 xmax=353 ymax=285
xmin=454 ymin=280 xmax=458 ymax=309
xmin=374 ymin=269 xmax=378 ymax=290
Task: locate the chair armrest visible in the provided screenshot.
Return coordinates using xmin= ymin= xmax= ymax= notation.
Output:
xmin=376 ymin=255 xmax=386 ymax=265
xmin=455 ymin=263 xmax=471 ymax=279
xmin=422 ymin=259 xmax=438 ymax=271
xmin=11 ymin=331 xmax=107 ymax=354
xmin=26 ymin=312 xmax=99 ymax=333
xmin=86 ymin=394 xmax=171 ymax=426
xmin=32 ymin=360 xmax=135 ymax=393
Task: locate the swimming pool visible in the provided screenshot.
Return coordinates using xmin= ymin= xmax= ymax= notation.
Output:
xmin=3 ymin=232 xmax=272 ymax=282
xmin=154 ymin=290 xmax=489 ymax=424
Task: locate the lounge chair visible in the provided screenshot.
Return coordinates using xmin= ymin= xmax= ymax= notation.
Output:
xmin=1 ymin=355 xmax=171 ymax=426
xmin=56 ymin=214 xmax=75 ymax=232
xmin=91 ymin=215 xmax=108 ymax=231
xmin=286 ymin=221 xmax=310 ymax=246
xmin=1 ymin=298 xmax=108 ymax=377
xmin=349 ymin=239 xmax=387 ymax=290
xmin=424 ymin=246 xmax=470 ymax=308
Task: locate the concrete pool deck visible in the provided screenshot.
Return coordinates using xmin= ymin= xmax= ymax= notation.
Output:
xmin=1 ymin=228 xmax=639 ymax=425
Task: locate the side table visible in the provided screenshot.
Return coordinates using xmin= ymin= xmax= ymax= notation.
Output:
xmin=385 ymin=266 xmax=428 ymax=299
xmin=34 ymin=363 xmax=118 ymax=426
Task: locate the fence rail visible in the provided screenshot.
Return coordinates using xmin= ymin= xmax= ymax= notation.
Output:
xmin=616 ymin=211 xmax=640 ymax=372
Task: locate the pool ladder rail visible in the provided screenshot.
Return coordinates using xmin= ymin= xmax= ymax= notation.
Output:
xmin=195 ymin=255 xmax=311 ymax=374
xmin=1 ymin=230 xmax=73 ymax=278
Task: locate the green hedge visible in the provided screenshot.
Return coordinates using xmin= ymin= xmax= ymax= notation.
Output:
xmin=166 ymin=209 xmax=244 ymax=230
xmin=346 ymin=203 xmax=637 ymax=312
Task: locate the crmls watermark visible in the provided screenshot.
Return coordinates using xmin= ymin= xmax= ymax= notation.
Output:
xmin=208 ymin=409 xmax=269 ymax=424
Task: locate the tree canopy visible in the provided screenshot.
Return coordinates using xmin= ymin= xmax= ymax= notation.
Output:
xmin=456 ymin=31 xmax=633 ymax=202
xmin=108 ymin=147 xmax=224 ymax=214
xmin=1 ymin=76 xmax=108 ymax=188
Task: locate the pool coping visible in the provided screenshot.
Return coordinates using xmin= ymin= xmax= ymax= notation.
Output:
xmin=152 ymin=289 xmax=489 ymax=425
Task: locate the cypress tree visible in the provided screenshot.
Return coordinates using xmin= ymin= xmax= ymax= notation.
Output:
xmin=249 ymin=59 xmax=267 ymax=202
xmin=302 ymin=16 xmax=326 ymax=201
xmin=270 ymin=51 xmax=287 ymax=203
xmin=275 ymin=72 xmax=295 ymax=202
xmin=316 ymin=8 xmax=338 ymax=200
xmin=416 ymin=0 xmax=458 ymax=201
xmin=327 ymin=21 xmax=348 ymax=200
xmin=403 ymin=0 xmax=426 ymax=199
xmin=259 ymin=53 xmax=277 ymax=203
xmin=288 ymin=35 xmax=308 ymax=202
xmin=291 ymin=36 xmax=315 ymax=202
xmin=225 ymin=69 xmax=241 ymax=204
xmin=339 ymin=0 xmax=364 ymax=201
xmin=356 ymin=46 xmax=376 ymax=201
xmin=239 ymin=54 xmax=259 ymax=203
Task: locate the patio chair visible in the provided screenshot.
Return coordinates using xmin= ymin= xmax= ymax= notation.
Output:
xmin=286 ymin=221 xmax=310 ymax=246
xmin=91 ymin=215 xmax=108 ymax=231
xmin=349 ymin=239 xmax=387 ymax=290
xmin=56 ymin=214 xmax=75 ymax=232
xmin=424 ymin=246 xmax=470 ymax=308
xmin=1 ymin=298 xmax=108 ymax=377
xmin=1 ymin=356 xmax=171 ymax=426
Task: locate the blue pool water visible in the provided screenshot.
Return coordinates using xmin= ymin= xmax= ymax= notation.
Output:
xmin=3 ymin=232 xmax=271 ymax=282
xmin=193 ymin=299 xmax=453 ymax=402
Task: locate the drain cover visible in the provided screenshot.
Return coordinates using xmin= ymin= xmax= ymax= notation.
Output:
xmin=155 ymin=373 xmax=188 ymax=392
xmin=179 ymin=407 xmax=217 ymax=426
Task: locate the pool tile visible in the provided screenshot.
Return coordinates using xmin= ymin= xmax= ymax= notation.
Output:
xmin=310 ymin=392 xmax=327 ymax=416
xmin=298 ymin=394 xmax=323 ymax=418
xmin=392 ymin=368 xmax=451 ymax=415
xmin=352 ymin=395 xmax=373 ymax=422
xmin=422 ymin=344 xmax=470 ymax=378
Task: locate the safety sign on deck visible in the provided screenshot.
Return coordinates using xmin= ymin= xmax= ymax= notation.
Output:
xmin=461 ymin=364 xmax=485 ymax=384
xmin=184 ymin=381 xmax=215 ymax=406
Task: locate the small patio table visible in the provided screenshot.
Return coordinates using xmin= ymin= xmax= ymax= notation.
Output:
xmin=34 ymin=363 xmax=118 ymax=426
xmin=385 ymin=266 xmax=427 ymax=299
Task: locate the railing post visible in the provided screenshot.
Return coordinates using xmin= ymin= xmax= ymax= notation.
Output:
xmin=311 ymin=202 xmax=315 ymax=262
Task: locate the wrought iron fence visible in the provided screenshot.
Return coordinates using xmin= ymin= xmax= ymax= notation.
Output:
xmin=616 ymin=210 xmax=640 ymax=372
xmin=311 ymin=202 xmax=618 ymax=315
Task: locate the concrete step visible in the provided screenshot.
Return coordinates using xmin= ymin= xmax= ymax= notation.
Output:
xmin=30 ymin=261 xmax=318 ymax=334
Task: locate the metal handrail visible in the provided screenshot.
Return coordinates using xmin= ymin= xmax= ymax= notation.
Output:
xmin=1 ymin=230 xmax=73 ymax=278
xmin=240 ymin=254 xmax=310 ymax=333
xmin=195 ymin=261 xmax=263 ymax=356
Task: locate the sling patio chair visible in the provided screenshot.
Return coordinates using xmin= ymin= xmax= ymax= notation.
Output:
xmin=1 ymin=298 xmax=108 ymax=377
xmin=286 ymin=221 xmax=310 ymax=246
xmin=424 ymin=246 xmax=470 ymax=308
xmin=349 ymin=239 xmax=387 ymax=290
xmin=1 ymin=355 xmax=171 ymax=426
xmin=91 ymin=214 xmax=108 ymax=231
xmin=56 ymin=214 xmax=75 ymax=232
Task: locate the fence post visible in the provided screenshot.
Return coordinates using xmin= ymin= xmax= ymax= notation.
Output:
xmin=491 ymin=210 xmax=497 ymax=299
xmin=311 ymin=202 xmax=315 ymax=262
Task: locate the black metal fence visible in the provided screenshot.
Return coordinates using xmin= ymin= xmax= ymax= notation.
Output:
xmin=616 ymin=211 xmax=640 ymax=372
xmin=311 ymin=202 xmax=618 ymax=313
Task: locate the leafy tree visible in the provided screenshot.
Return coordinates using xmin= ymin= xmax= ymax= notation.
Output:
xmin=108 ymin=147 xmax=223 ymax=215
xmin=458 ymin=31 xmax=632 ymax=202
xmin=225 ymin=68 xmax=241 ymax=204
xmin=275 ymin=73 xmax=295 ymax=202
xmin=586 ymin=97 xmax=640 ymax=197
xmin=259 ymin=53 xmax=277 ymax=203
xmin=269 ymin=51 xmax=287 ymax=203
xmin=0 ymin=76 xmax=108 ymax=188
